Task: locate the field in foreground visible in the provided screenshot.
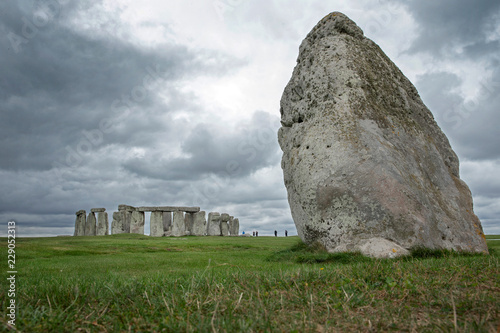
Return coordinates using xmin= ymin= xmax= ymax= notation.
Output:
xmin=1 ymin=235 xmax=499 ymax=332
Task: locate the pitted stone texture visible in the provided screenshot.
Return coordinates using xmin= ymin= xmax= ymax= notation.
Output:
xmin=85 ymin=212 xmax=97 ymax=236
xmin=150 ymin=211 xmax=164 ymax=237
xmin=207 ymin=212 xmax=221 ymax=236
xmin=96 ymin=212 xmax=109 ymax=236
xmin=278 ymin=12 xmax=488 ymax=257
xmin=192 ymin=211 xmax=207 ymax=236
xmin=74 ymin=210 xmax=86 ymax=236
xmin=130 ymin=211 xmax=145 ymax=234
xmin=172 ymin=211 xmax=186 ymax=237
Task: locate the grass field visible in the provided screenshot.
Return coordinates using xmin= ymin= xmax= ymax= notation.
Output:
xmin=1 ymin=234 xmax=499 ymax=332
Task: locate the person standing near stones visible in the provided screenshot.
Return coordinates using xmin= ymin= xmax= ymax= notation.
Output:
xmin=274 ymin=230 xmax=277 ymax=237
xmin=256 ymin=231 xmax=258 ymax=237
xmin=285 ymin=230 xmax=288 ymax=237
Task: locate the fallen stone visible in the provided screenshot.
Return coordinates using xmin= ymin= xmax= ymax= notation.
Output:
xmin=74 ymin=210 xmax=86 ymax=236
xmin=150 ymin=211 xmax=164 ymax=237
xmin=192 ymin=211 xmax=207 ymax=236
xmin=85 ymin=212 xmax=97 ymax=236
xmin=278 ymin=12 xmax=488 ymax=257
xmin=207 ymin=212 xmax=221 ymax=236
xmin=91 ymin=208 xmax=106 ymax=213
xmin=96 ymin=212 xmax=109 ymax=236
xmin=130 ymin=211 xmax=145 ymax=234
xmin=172 ymin=211 xmax=186 ymax=237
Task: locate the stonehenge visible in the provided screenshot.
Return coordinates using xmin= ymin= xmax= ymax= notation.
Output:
xmin=74 ymin=205 xmax=240 ymax=237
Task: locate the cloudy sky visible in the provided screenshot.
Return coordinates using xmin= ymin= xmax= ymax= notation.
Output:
xmin=1 ymin=0 xmax=499 ymax=237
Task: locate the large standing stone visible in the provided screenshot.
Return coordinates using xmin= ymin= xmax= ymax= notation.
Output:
xmin=220 ymin=221 xmax=229 ymax=236
xmin=192 ymin=211 xmax=207 ymax=236
xmin=96 ymin=211 xmax=109 ymax=236
xmin=130 ymin=211 xmax=145 ymax=234
xmin=184 ymin=212 xmax=194 ymax=234
xmin=118 ymin=205 xmax=134 ymax=233
xmin=150 ymin=211 xmax=164 ymax=237
xmin=172 ymin=211 xmax=186 ymax=236
xmin=85 ymin=212 xmax=97 ymax=236
xmin=278 ymin=12 xmax=488 ymax=257
xmin=230 ymin=218 xmax=240 ymax=236
xmin=207 ymin=212 xmax=221 ymax=236
xmin=163 ymin=212 xmax=172 ymax=234
xmin=74 ymin=210 xmax=86 ymax=236
xmin=111 ymin=211 xmax=128 ymax=234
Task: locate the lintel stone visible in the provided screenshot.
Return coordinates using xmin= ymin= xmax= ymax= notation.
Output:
xmin=75 ymin=210 xmax=86 ymax=216
xmin=118 ymin=204 xmax=136 ymax=211
xmin=91 ymin=208 xmax=106 ymax=213
xmin=136 ymin=206 xmax=200 ymax=213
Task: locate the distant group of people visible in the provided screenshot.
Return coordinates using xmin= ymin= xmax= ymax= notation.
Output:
xmin=274 ymin=230 xmax=288 ymax=237
xmin=242 ymin=230 xmax=289 ymax=236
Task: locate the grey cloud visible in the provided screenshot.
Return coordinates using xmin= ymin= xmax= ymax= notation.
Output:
xmin=398 ymin=0 xmax=500 ymax=60
xmin=416 ymin=71 xmax=500 ymax=161
xmin=123 ymin=111 xmax=281 ymax=181
xmin=0 ymin=2 xmax=239 ymax=172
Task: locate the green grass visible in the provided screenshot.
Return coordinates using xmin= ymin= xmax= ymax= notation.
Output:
xmin=1 ymin=234 xmax=499 ymax=332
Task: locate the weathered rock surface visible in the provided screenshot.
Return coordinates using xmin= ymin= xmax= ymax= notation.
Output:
xmin=85 ymin=212 xmax=96 ymax=236
xmin=74 ymin=210 xmax=86 ymax=236
xmin=150 ymin=211 xmax=164 ymax=237
xmin=220 ymin=221 xmax=229 ymax=236
xmin=172 ymin=211 xmax=186 ymax=237
xmin=91 ymin=208 xmax=106 ymax=213
xmin=207 ymin=212 xmax=221 ymax=236
xmin=130 ymin=211 xmax=145 ymax=234
xmin=163 ymin=212 xmax=172 ymax=234
xmin=278 ymin=12 xmax=488 ymax=257
xmin=96 ymin=212 xmax=109 ymax=236
xmin=184 ymin=213 xmax=194 ymax=234
xmin=192 ymin=211 xmax=207 ymax=236
xmin=231 ymin=218 xmax=240 ymax=236
xmin=111 ymin=211 xmax=126 ymax=234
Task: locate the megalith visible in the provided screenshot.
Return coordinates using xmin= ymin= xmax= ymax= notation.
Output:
xmin=130 ymin=210 xmax=145 ymax=234
xmin=207 ymin=212 xmax=221 ymax=236
xmin=172 ymin=211 xmax=186 ymax=236
xmin=74 ymin=210 xmax=86 ymax=236
xmin=192 ymin=211 xmax=207 ymax=236
xmin=150 ymin=211 xmax=164 ymax=237
xmin=278 ymin=12 xmax=488 ymax=257
xmin=184 ymin=212 xmax=194 ymax=234
xmin=85 ymin=212 xmax=97 ymax=236
xmin=93 ymin=209 xmax=109 ymax=236
xmin=230 ymin=218 xmax=240 ymax=236
xmin=163 ymin=211 xmax=172 ymax=235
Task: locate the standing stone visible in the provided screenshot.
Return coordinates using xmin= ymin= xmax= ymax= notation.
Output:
xmin=172 ymin=211 xmax=186 ymax=237
xmin=220 ymin=221 xmax=229 ymax=236
xmin=184 ymin=212 xmax=194 ymax=234
xmin=118 ymin=205 xmax=134 ymax=233
xmin=85 ymin=212 xmax=97 ymax=236
xmin=278 ymin=12 xmax=488 ymax=257
xmin=207 ymin=212 xmax=221 ymax=236
xmin=96 ymin=211 xmax=109 ymax=236
xmin=74 ymin=210 xmax=86 ymax=236
xmin=163 ymin=211 xmax=172 ymax=234
xmin=111 ymin=211 xmax=130 ymax=234
xmin=130 ymin=211 xmax=145 ymax=234
xmin=150 ymin=211 xmax=164 ymax=237
xmin=232 ymin=218 xmax=240 ymax=236
xmin=228 ymin=216 xmax=234 ymax=235
xmin=192 ymin=211 xmax=207 ymax=236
